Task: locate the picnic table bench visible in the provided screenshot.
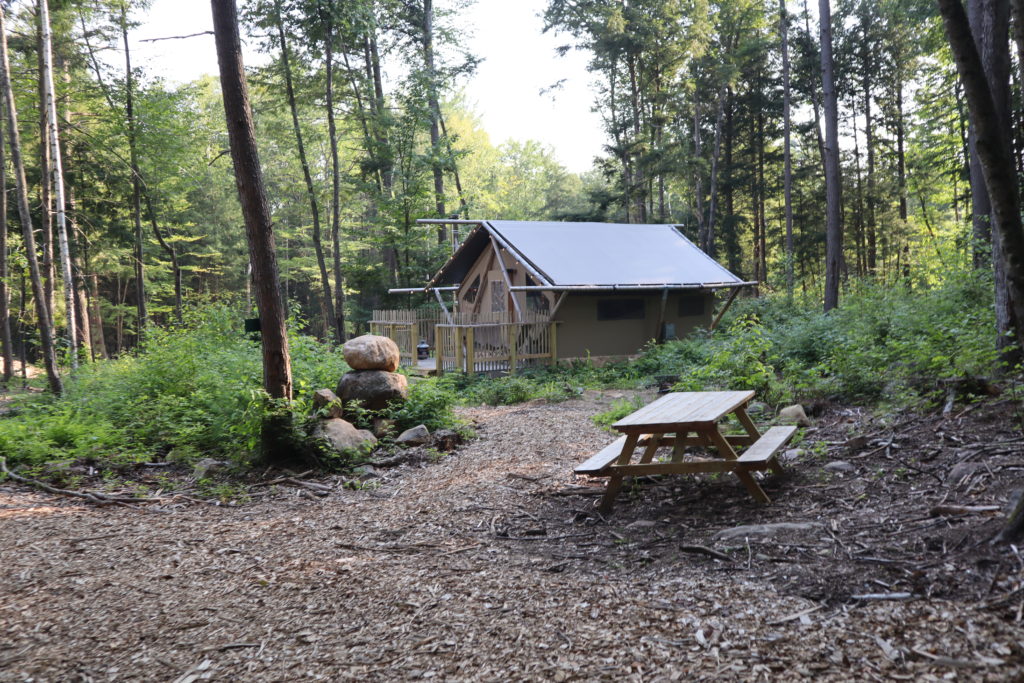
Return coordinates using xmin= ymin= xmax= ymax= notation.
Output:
xmin=575 ymin=391 xmax=796 ymax=512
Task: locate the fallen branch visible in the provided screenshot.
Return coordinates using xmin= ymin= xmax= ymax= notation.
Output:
xmin=929 ymin=504 xmax=1001 ymax=517
xmin=679 ymin=544 xmax=732 ymax=562
xmin=0 ymin=457 xmax=164 ymax=506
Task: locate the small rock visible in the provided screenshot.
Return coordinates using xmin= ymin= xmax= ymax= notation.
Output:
xmin=778 ymin=404 xmax=811 ymax=427
xmin=627 ymin=520 xmax=657 ymax=529
xmin=192 ymin=458 xmax=228 ymax=480
xmin=947 ymin=462 xmax=981 ymax=485
xmin=373 ymin=418 xmax=396 ymax=438
xmin=312 ymin=388 xmax=344 ymax=418
xmin=747 ymin=401 xmax=769 ymax=415
xmin=1004 ymin=488 xmax=1023 ymax=514
xmin=343 ymin=334 xmax=400 ymax=372
xmin=313 ymin=418 xmax=378 ymax=455
xmin=713 ymin=522 xmax=822 ymax=542
xmin=824 ymin=460 xmax=856 ymax=474
xmin=433 ymin=429 xmax=463 ymax=451
xmin=844 ymin=435 xmax=869 ymax=451
xmin=781 ymin=448 xmax=806 ymax=462
xmin=396 ymin=424 xmax=431 ymax=446
xmin=352 ymin=465 xmax=379 ymax=481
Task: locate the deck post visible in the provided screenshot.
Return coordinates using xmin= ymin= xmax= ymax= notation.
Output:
xmin=455 ymin=326 xmax=464 ymax=373
xmin=434 ymin=324 xmax=444 ymax=377
xmin=508 ymin=324 xmax=518 ymax=375
xmin=466 ymin=326 xmax=475 ymax=374
xmin=549 ymin=322 xmax=558 ymax=367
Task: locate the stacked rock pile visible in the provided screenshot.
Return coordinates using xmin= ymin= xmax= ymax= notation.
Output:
xmin=337 ymin=335 xmax=409 ymax=414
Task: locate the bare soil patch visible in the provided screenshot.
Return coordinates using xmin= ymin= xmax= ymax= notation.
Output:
xmin=1 ymin=391 xmax=1022 ymax=681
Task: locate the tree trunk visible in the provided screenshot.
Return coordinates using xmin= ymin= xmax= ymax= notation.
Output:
xmin=803 ymin=0 xmax=827 ymax=178
xmin=212 ymin=0 xmax=292 ymax=407
xmin=0 ymin=6 xmax=62 ymax=395
xmin=321 ymin=0 xmax=346 ymax=344
xmin=36 ymin=13 xmax=55 ymax=321
xmin=121 ymin=8 xmax=146 ymax=346
xmin=781 ymin=0 xmax=795 ymax=300
xmin=860 ymin=2 xmax=878 ymax=274
xmin=820 ymin=0 xmax=843 ymax=312
xmin=39 ymin=0 xmax=77 ymax=368
xmin=423 ymin=0 xmax=446 ymax=237
xmin=0 ymin=85 xmax=11 ymax=383
xmin=704 ymin=84 xmax=728 ymax=259
xmin=940 ymin=0 xmax=1024 ymax=336
xmin=272 ymin=0 xmax=336 ymax=342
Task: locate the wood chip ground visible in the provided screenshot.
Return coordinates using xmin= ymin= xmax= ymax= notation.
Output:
xmin=1 ymin=391 xmax=1022 ymax=681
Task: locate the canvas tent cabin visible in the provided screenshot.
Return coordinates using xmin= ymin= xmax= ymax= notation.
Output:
xmin=378 ymin=220 xmax=752 ymax=372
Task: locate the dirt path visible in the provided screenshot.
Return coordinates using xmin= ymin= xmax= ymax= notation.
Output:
xmin=1 ymin=393 xmax=1021 ymax=681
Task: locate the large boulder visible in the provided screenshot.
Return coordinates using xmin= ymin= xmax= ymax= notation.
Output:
xmin=313 ymin=418 xmax=378 ymax=455
xmin=343 ymin=334 xmax=400 ymax=372
xmin=337 ymin=370 xmax=409 ymax=413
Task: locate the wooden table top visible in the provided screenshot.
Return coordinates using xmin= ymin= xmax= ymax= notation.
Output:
xmin=612 ymin=390 xmax=755 ymax=433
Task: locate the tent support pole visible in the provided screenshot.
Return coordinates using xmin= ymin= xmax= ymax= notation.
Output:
xmin=490 ymin=236 xmax=523 ymax=321
xmin=434 ymin=288 xmax=453 ymax=324
xmin=710 ymin=286 xmax=744 ymax=331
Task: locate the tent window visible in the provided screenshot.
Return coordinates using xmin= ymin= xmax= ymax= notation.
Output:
xmin=464 ymin=275 xmax=481 ymax=303
xmin=597 ymin=298 xmax=645 ymax=321
xmin=678 ymin=295 xmax=705 ymax=317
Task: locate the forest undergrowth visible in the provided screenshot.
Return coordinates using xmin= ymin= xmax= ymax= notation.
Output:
xmin=0 ymin=272 xmax=1009 ymax=491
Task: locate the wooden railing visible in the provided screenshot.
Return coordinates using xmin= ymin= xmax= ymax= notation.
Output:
xmin=368 ymin=309 xmax=445 ymax=365
xmin=435 ymin=321 xmax=558 ymax=375
xmin=370 ymin=309 xmax=557 ymax=373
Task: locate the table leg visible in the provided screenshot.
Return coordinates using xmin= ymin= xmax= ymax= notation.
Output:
xmin=734 ymin=407 xmax=761 ymax=440
xmin=599 ymin=433 xmax=640 ymax=513
xmin=638 ymin=434 xmax=662 ymax=464
xmin=705 ymin=427 xmax=770 ymax=504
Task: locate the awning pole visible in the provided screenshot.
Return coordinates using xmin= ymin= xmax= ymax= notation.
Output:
xmin=489 ymin=235 xmax=523 ymax=321
xmin=434 ymin=288 xmax=453 ymax=324
xmin=710 ymin=285 xmax=745 ymax=331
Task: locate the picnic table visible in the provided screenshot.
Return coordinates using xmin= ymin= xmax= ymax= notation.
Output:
xmin=575 ymin=391 xmax=796 ymax=512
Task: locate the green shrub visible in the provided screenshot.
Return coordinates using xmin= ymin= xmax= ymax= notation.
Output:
xmin=592 ymin=395 xmax=646 ymax=432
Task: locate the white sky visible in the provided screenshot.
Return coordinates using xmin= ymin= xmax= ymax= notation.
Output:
xmin=126 ymin=0 xmax=605 ymax=173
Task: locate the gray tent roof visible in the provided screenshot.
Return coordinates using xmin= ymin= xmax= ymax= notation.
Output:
xmin=427 ymin=220 xmax=746 ymax=290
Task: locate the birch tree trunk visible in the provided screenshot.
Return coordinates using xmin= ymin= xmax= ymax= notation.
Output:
xmin=39 ymin=0 xmax=77 ymax=368
xmin=0 ymin=6 xmax=62 ymax=395
xmin=820 ymin=0 xmax=843 ymax=312
xmin=0 ymin=88 xmax=11 ymax=383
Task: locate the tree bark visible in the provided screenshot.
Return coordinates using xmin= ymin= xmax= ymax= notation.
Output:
xmin=211 ymin=0 xmax=292 ymax=406
xmin=423 ymin=0 xmax=446 ymax=238
xmin=321 ymin=0 xmax=346 ymax=344
xmin=0 ymin=82 xmax=11 ymax=383
xmin=820 ymin=0 xmax=843 ymax=312
xmin=271 ymin=0 xmax=336 ymax=343
xmin=860 ymin=2 xmax=878 ymax=274
xmin=781 ymin=0 xmax=795 ymax=300
xmin=121 ymin=8 xmax=146 ymax=346
xmin=39 ymin=0 xmax=77 ymax=368
xmin=0 ymin=6 xmax=62 ymax=395
xmin=36 ymin=12 xmax=55 ymax=320
xmin=940 ymin=0 xmax=1024 ymax=340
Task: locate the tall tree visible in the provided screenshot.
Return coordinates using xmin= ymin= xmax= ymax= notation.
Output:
xmin=819 ymin=0 xmax=843 ymax=311
xmin=39 ymin=0 xmax=77 ymax=367
xmin=780 ymin=0 xmax=794 ymax=299
xmin=320 ymin=0 xmax=346 ymax=343
xmin=120 ymin=4 xmax=146 ymax=345
xmin=0 ymin=5 xmax=62 ymax=395
xmin=211 ymin=0 xmax=293 ymax=455
xmin=269 ymin=0 xmax=337 ymax=343
xmin=0 ymin=83 xmax=11 ymax=383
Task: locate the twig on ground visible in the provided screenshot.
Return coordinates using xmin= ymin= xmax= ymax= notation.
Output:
xmin=0 ymin=457 xmax=165 ymax=506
